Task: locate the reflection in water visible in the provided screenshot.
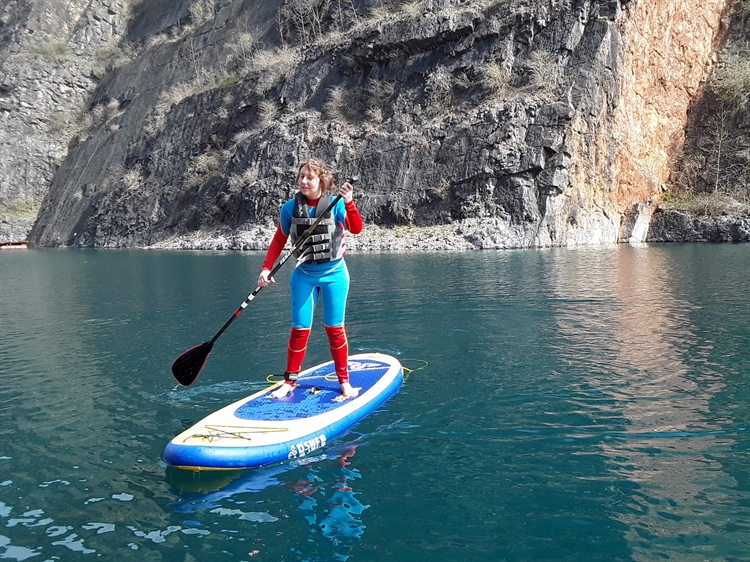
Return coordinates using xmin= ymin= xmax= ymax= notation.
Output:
xmin=294 ymin=446 xmax=368 ymax=547
xmin=167 ymin=444 xmax=369 ymax=559
xmin=546 ymin=246 xmax=735 ymax=561
xmin=166 ymin=461 xmax=294 ymax=503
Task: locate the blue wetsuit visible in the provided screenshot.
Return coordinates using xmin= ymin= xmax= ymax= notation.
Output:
xmin=278 ymin=197 xmax=350 ymax=329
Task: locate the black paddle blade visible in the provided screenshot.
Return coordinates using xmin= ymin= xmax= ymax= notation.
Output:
xmin=172 ymin=341 xmax=213 ymax=386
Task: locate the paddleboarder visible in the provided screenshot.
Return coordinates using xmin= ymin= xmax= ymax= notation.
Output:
xmin=258 ymin=158 xmax=363 ymax=399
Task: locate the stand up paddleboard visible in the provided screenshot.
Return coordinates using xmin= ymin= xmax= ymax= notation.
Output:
xmin=164 ymin=353 xmax=403 ymax=470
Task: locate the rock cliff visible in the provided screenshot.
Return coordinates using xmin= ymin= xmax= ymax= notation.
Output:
xmin=0 ymin=0 xmax=129 ymax=241
xmin=0 ymin=0 xmax=736 ymax=248
xmin=648 ymin=0 xmax=750 ymax=243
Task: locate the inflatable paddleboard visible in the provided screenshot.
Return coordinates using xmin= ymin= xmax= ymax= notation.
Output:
xmin=164 ymin=353 xmax=403 ymax=470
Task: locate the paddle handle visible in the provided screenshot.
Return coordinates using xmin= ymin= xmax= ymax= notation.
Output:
xmin=208 ymin=193 xmax=344 ymax=344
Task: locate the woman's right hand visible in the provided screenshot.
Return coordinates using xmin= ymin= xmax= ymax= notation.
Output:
xmin=258 ymin=269 xmax=275 ymax=287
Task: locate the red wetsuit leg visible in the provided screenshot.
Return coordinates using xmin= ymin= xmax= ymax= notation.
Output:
xmin=325 ymin=325 xmax=349 ymax=385
xmin=285 ymin=327 xmax=310 ymax=383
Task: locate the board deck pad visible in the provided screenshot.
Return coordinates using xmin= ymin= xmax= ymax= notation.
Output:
xmin=235 ymin=358 xmax=390 ymax=421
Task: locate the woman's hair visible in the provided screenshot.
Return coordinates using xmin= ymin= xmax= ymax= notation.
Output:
xmin=298 ymin=158 xmax=335 ymax=192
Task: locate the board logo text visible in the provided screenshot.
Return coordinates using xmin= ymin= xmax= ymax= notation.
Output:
xmin=288 ymin=434 xmax=327 ymax=459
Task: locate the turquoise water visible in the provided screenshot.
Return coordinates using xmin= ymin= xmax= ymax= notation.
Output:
xmin=1 ymin=244 xmax=749 ymax=561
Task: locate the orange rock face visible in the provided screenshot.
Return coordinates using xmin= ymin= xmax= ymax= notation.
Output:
xmin=611 ymin=0 xmax=730 ymax=209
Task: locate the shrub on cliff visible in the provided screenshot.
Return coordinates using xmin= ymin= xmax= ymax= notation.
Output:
xmin=713 ymin=55 xmax=750 ymax=109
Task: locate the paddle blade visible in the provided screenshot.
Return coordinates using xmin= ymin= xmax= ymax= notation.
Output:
xmin=172 ymin=341 xmax=213 ymax=386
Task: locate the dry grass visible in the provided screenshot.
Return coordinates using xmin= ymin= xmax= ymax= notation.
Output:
xmin=144 ymin=33 xmax=173 ymax=51
xmin=122 ymin=167 xmax=143 ymax=191
xmin=712 ymin=55 xmax=750 ymax=109
xmin=160 ymin=82 xmax=199 ymax=107
xmin=234 ymin=32 xmax=257 ymax=60
xmin=425 ymin=67 xmax=453 ymax=108
xmin=232 ymin=129 xmax=254 ymax=145
xmin=185 ymin=150 xmax=223 ymax=189
xmin=188 ymin=0 xmax=215 ymax=30
xmin=481 ymin=61 xmax=511 ymax=96
xmin=46 ymin=109 xmax=94 ymax=137
xmin=664 ymin=190 xmax=750 ymax=217
xmin=527 ymin=50 xmax=562 ymax=92
xmin=247 ymin=46 xmax=300 ymax=73
xmin=734 ymin=0 xmax=750 ymax=19
xmin=228 ymin=169 xmax=259 ymax=192
xmin=315 ymin=28 xmax=349 ymax=49
xmin=227 ymin=29 xmax=259 ymax=72
xmin=368 ymin=0 xmax=421 ymax=23
xmin=33 ymin=40 xmax=68 ymax=60
xmin=366 ymin=106 xmax=384 ymax=125
xmin=256 ymin=100 xmax=279 ymax=129
xmin=159 ymin=69 xmax=222 ymax=109
xmin=370 ymin=3 xmax=392 ymax=20
xmin=90 ymin=100 xmax=122 ymax=123
xmin=324 ymin=85 xmax=363 ymax=122
xmin=477 ymin=0 xmax=512 ymax=8
xmin=144 ymin=73 xmax=220 ymax=138
xmin=402 ymin=0 xmax=424 ymax=19
xmin=96 ymin=38 xmax=135 ymax=73
xmin=244 ymin=46 xmax=301 ymax=92
xmin=364 ymin=79 xmax=394 ymax=124
xmin=324 ymin=85 xmax=347 ymax=120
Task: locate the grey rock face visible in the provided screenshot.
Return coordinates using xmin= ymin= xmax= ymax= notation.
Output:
xmin=23 ymin=0 xmax=626 ymax=249
xmin=0 ymin=0 xmax=130 ymax=242
xmin=649 ymin=209 xmax=750 ymax=243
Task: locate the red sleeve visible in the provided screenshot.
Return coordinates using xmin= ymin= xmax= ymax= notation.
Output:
xmin=262 ymin=223 xmax=289 ymax=271
xmin=344 ymin=200 xmax=363 ymax=234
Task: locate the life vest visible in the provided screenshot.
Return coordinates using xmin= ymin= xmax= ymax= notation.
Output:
xmin=290 ymin=191 xmax=345 ymax=264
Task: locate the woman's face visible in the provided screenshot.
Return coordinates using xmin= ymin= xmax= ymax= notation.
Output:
xmin=297 ymin=165 xmax=322 ymax=200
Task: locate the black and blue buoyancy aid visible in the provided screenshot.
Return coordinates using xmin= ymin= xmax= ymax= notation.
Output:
xmin=290 ymin=191 xmax=345 ymax=264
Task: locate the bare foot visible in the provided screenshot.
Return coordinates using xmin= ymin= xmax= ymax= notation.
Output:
xmin=270 ymin=382 xmax=294 ymax=399
xmin=341 ymin=382 xmax=360 ymax=398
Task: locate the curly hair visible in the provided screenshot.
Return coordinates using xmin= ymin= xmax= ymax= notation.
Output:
xmin=298 ymin=158 xmax=335 ymax=192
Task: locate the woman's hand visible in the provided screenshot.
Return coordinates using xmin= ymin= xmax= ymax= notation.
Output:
xmin=258 ymin=269 xmax=275 ymax=287
xmin=339 ymin=182 xmax=354 ymax=203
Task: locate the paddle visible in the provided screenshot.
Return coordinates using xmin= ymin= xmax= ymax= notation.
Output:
xmin=171 ymin=180 xmax=357 ymax=386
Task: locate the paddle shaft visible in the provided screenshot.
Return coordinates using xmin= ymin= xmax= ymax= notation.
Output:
xmin=206 ymin=193 xmax=344 ymax=345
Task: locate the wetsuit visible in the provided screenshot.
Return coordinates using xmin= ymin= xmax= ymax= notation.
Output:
xmin=262 ymin=192 xmax=363 ymax=385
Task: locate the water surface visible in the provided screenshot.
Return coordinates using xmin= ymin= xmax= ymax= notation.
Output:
xmin=1 ymin=244 xmax=749 ymax=561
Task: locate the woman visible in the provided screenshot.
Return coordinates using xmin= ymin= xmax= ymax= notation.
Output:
xmin=258 ymin=158 xmax=363 ymax=399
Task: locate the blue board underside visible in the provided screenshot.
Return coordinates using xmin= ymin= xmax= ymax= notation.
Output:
xmin=164 ymin=355 xmax=403 ymax=470
xmin=235 ymin=358 xmax=390 ymax=421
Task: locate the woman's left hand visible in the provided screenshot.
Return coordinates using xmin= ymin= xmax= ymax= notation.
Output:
xmin=339 ymin=182 xmax=354 ymax=203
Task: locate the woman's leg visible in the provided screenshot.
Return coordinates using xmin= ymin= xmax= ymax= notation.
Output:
xmin=286 ymin=327 xmax=310 ymax=382
xmin=324 ymin=325 xmax=349 ymax=384
xmin=320 ymin=263 xmax=357 ymax=397
xmin=272 ymin=269 xmax=318 ymax=398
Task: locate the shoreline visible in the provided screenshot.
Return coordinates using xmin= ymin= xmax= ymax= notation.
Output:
xmin=147 ymin=209 xmax=750 ymax=252
xmin=147 ymin=223 xmax=481 ymax=252
xmin=5 ymin=210 xmax=750 ymax=251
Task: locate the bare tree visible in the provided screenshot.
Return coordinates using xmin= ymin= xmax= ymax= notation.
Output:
xmin=701 ymin=106 xmax=737 ymax=194
xmin=278 ymin=0 xmax=333 ymax=44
